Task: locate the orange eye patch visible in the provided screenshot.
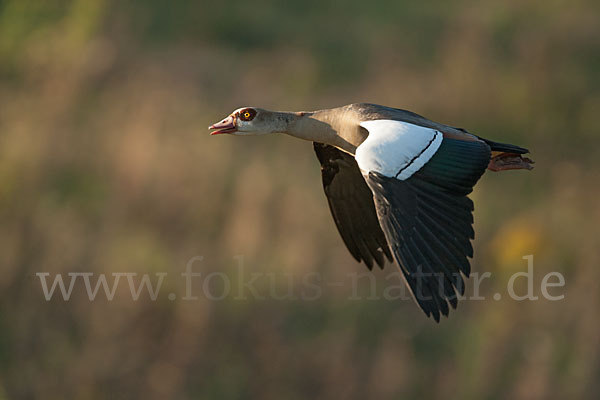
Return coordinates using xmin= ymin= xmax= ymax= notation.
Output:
xmin=239 ymin=108 xmax=256 ymax=121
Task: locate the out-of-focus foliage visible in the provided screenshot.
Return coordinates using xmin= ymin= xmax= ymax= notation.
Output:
xmin=0 ymin=0 xmax=599 ymax=399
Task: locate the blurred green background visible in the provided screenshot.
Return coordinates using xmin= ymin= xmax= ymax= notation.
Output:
xmin=1 ymin=0 xmax=599 ymax=399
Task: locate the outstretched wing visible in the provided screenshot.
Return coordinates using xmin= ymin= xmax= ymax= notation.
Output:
xmin=356 ymin=120 xmax=491 ymax=321
xmin=313 ymin=143 xmax=392 ymax=270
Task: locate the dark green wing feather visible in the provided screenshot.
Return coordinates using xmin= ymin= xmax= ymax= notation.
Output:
xmin=314 ymin=143 xmax=392 ymax=270
xmin=365 ymin=138 xmax=491 ymax=321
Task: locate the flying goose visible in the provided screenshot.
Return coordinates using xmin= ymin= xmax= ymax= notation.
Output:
xmin=209 ymin=103 xmax=534 ymax=321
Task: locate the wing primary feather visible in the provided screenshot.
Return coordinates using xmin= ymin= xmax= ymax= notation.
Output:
xmin=314 ymin=143 xmax=391 ymax=270
xmin=319 ymin=134 xmax=490 ymax=320
xmin=365 ymin=159 xmax=483 ymax=320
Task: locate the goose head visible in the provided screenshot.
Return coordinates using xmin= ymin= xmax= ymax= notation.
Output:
xmin=209 ymin=107 xmax=290 ymax=136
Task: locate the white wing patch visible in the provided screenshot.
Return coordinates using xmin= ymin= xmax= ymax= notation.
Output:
xmin=355 ymin=120 xmax=443 ymax=180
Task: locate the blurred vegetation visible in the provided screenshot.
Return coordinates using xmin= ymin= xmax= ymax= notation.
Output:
xmin=1 ymin=0 xmax=599 ymax=399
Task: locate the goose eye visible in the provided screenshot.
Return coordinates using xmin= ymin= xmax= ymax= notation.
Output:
xmin=239 ymin=108 xmax=256 ymax=121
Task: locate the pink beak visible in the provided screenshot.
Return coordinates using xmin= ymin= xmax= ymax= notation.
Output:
xmin=209 ymin=115 xmax=237 ymax=135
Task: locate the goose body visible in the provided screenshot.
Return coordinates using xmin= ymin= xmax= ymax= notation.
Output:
xmin=210 ymin=103 xmax=534 ymax=321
